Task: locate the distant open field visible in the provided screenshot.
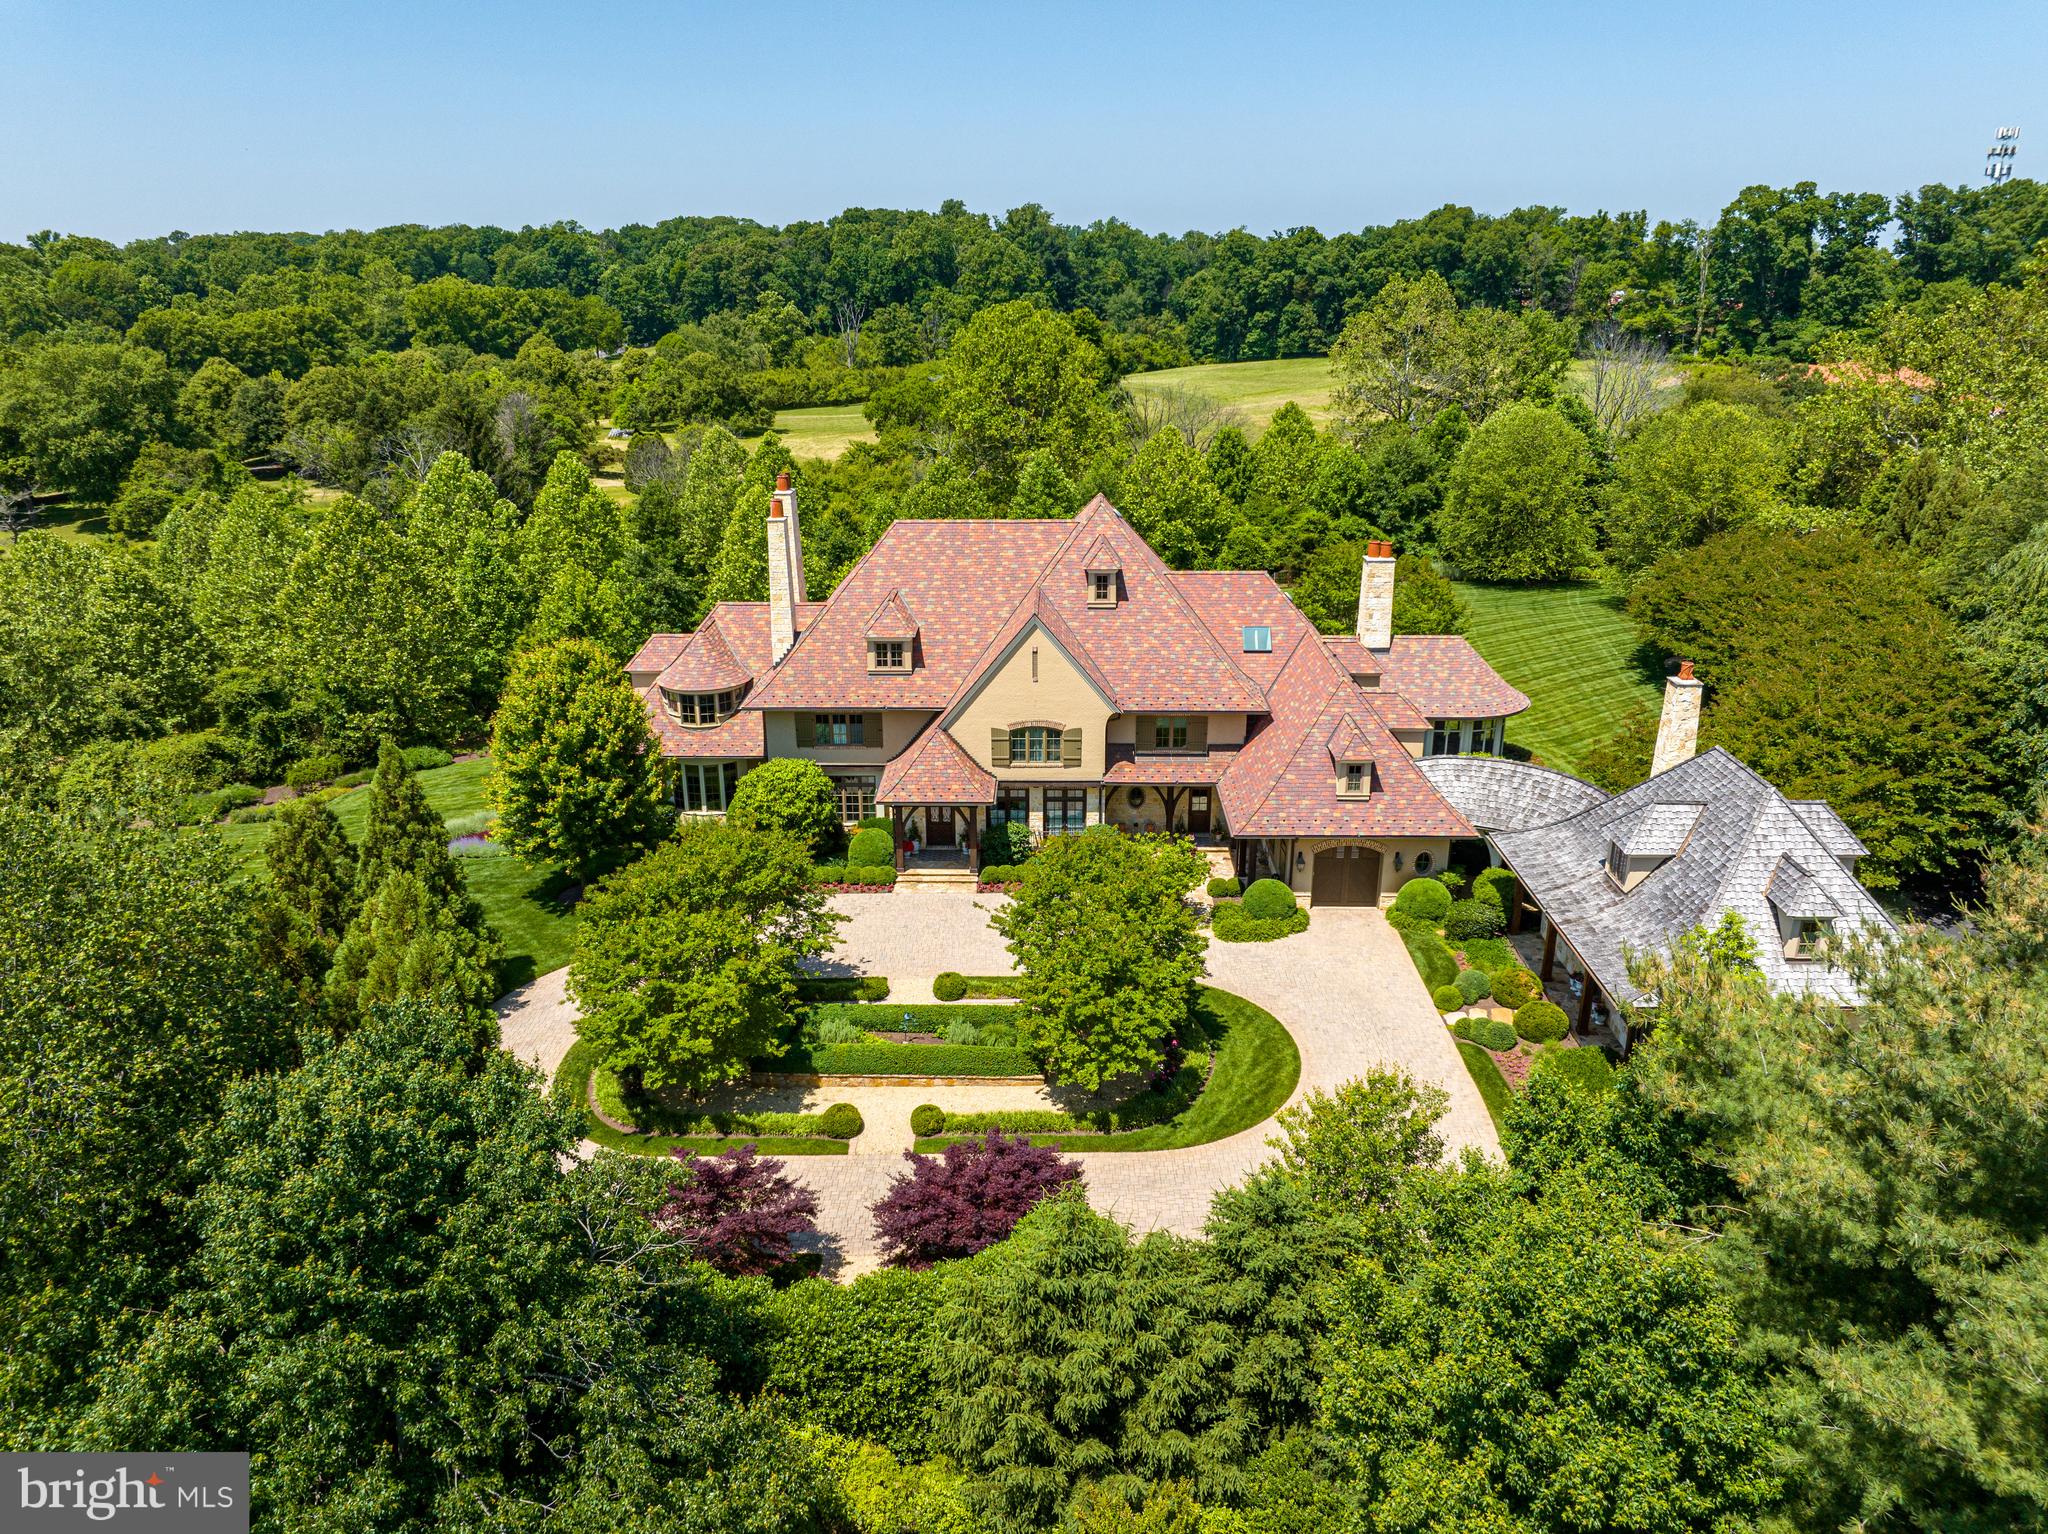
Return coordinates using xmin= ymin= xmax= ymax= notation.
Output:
xmin=746 ymin=402 xmax=880 ymax=459
xmin=1123 ymin=357 xmax=1335 ymax=437
xmin=1451 ymin=581 xmax=1662 ymax=776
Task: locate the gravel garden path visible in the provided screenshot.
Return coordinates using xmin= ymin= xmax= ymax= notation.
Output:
xmin=494 ymin=888 xmax=1498 ymax=1276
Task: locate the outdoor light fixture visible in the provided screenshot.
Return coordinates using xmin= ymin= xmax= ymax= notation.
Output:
xmin=1393 ymin=851 xmax=1403 ymax=870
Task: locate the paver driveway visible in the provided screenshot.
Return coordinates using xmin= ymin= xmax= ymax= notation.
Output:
xmin=495 ymin=892 xmax=1499 ymax=1276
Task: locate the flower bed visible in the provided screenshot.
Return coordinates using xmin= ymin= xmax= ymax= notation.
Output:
xmin=769 ymin=1042 xmax=1041 ymax=1078
xmin=550 ymin=1040 xmax=850 ymax=1157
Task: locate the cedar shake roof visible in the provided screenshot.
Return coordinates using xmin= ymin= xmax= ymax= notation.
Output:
xmin=1373 ymin=636 xmax=1530 ymax=720
xmin=1415 ymin=756 xmax=1610 ymax=834
xmin=747 ymin=519 xmax=1071 ymax=709
xmin=878 ymin=722 xmax=996 ymax=805
xmin=864 ymin=591 xmax=920 ymax=642
xmin=1487 ymin=747 xmax=1896 ymax=1006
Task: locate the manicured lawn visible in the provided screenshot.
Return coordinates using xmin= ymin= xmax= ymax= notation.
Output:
xmin=1456 ymin=1039 xmax=1513 ymax=1131
xmin=217 ymin=756 xmax=580 ymax=993
xmin=1451 ymin=581 xmax=1662 ymax=775
xmin=742 ymin=402 xmax=879 ymax=459
xmin=1122 ymin=357 xmax=1334 ymax=437
xmin=916 ymin=985 xmax=1301 ymax=1153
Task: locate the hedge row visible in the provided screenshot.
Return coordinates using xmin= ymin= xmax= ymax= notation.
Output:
xmin=812 ymin=864 xmax=898 ymax=888
xmin=593 ymin=1066 xmax=865 ymax=1139
xmin=1452 ymin=1015 xmax=1517 ymax=1052
xmin=1213 ymin=904 xmax=1310 ymax=942
xmin=772 ymin=1041 xmax=1041 ymax=1077
xmin=796 ymin=975 xmax=890 ymax=1003
xmin=976 ymin=864 xmax=1026 ymax=887
xmin=808 ymin=1002 xmax=1023 ymax=1031
xmin=921 ymin=1055 xmax=1210 ymax=1136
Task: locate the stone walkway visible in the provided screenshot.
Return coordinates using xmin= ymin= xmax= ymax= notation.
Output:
xmin=494 ymin=891 xmax=1499 ymax=1276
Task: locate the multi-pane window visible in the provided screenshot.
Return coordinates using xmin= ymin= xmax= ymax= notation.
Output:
xmin=668 ymin=688 xmax=743 ymax=726
xmin=1009 ymin=725 xmax=1060 ymax=764
xmin=1428 ymin=718 xmax=1502 ymax=756
xmin=991 ymin=786 xmax=1030 ymax=826
xmin=1342 ymin=763 xmax=1366 ymax=795
xmin=677 ymin=760 xmax=742 ymax=812
xmin=1241 ymin=625 xmax=1272 ymax=653
xmin=1091 ymin=572 xmax=1114 ymax=604
xmin=832 ymin=774 xmax=878 ymax=823
xmin=1043 ymin=787 xmax=1087 ymax=835
xmin=869 ymin=640 xmax=906 ymax=671
xmin=1151 ymin=716 xmax=1190 ymax=751
xmin=814 ymin=713 xmax=866 ymax=747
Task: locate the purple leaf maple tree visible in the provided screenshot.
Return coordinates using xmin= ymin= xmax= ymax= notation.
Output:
xmin=655 ymin=1144 xmax=819 ymax=1276
xmin=872 ymin=1129 xmax=1081 ymax=1269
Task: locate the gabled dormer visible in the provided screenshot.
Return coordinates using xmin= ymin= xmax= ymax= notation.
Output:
xmin=1327 ymin=715 xmax=1377 ymax=799
xmin=1604 ymin=803 xmax=1702 ymax=891
xmin=1766 ymin=856 xmax=1843 ymax=960
xmin=864 ymin=591 xmax=919 ymax=674
xmin=1082 ymin=535 xmax=1122 ymax=608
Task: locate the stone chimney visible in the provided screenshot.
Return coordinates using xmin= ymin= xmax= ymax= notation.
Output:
xmin=1356 ymin=540 xmax=1396 ymax=650
xmin=1651 ymin=660 xmax=1703 ymax=776
xmin=767 ymin=472 xmax=806 ymax=664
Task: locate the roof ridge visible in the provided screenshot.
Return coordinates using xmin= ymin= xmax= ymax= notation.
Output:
xmin=930 ymin=505 xmax=1106 ymax=720
xmin=1088 ymin=500 xmax=1271 ymax=707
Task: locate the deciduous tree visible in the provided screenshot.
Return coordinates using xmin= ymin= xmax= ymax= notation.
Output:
xmin=872 ymin=1130 xmax=1080 ymax=1268
xmin=655 ymin=1145 xmax=820 ymax=1278
xmin=723 ymin=757 xmax=840 ymax=857
xmin=992 ymin=827 xmax=1208 ymax=1092
xmin=1434 ymin=402 xmax=1595 ymax=581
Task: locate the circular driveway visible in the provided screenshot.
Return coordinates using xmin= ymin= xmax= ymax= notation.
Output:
xmin=495 ymin=889 xmax=1499 ymax=1276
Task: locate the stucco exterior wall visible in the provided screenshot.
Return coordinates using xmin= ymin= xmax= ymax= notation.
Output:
xmin=762 ymin=709 xmax=935 ymax=765
xmin=951 ymin=628 xmax=1111 ymax=779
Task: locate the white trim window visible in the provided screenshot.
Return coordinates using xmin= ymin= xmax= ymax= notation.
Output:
xmin=1009 ymin=725 xmax=1060 ymax=764
xmin=678 ymin=760 xmax=742 ymax=813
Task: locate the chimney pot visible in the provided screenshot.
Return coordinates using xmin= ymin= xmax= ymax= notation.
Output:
xmin=775 ymin=472 xmax=791 ymax=492
xmin=1677 ymin=659 xmax=1695 ymax=681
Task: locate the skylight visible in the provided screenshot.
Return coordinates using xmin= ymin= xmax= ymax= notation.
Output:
xmin=1241 ymin=624 xmax=1272 ymax=653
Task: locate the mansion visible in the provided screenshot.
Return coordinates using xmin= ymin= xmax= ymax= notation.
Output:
xmin=627 ymin=477 xmax=1528 ymax=907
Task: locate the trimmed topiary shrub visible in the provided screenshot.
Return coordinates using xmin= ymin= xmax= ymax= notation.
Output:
xmin=811 ymin=863 xmax=847 ymax=886
xmin=1453 ymin=1015 xmax=1517 ymax=1052
xmin=910 ymin=1104 xmax=946 ymax=1137
xmin=1206 ymin=876 xmax=1242 ymax=899
xmin=1490 ymin=966 xmax=1540 ymax=1011
xmin=1403 ymin=931 xmax=1459 ymax=992
xmin=1454 ymin=967 xmax=1494 ymax=1004
xmin=1392 ymin=877 xmax=1452 ymax=922
xmin=1242 ymin=878 xmax=1298 ymax=920
xmin=1213 ymin=903 xmax=1310 ymax=942
xmin=1435 ymin=868 xmax=1469 ymax=896
xmin=798 ymin=975 xmax=890 ymax=1003
xmin=933 ymin=971 xmax=969 ymax=1001
xmin=819 ymin=1102 xmax=865 ymax=1139
xmin=1432 ymin=984 xmax=1465 ymax=1012
xmin=1514 ymin=999 xmax=1570 ymax=1044
xmin=857 ymin=815 xmax=895 ymax=834
xmin=401 ymin=745 xmax=453 ymax=771
xmin=1443 ymin=897 xmax=1508 ymax=942
xmin=977 ymin=864 xmax=1023 ymax=887
xmin=847 ymin=827 xmax=893 ymax=867
xmin=1473 ymin=866 xmax=1517 ymax=909
xmin=1532 ymin=1043 xmax=1615 ymax=1093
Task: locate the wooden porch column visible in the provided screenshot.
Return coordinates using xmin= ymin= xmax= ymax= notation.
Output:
xmin=1160 ymin=785 xmax=1184 ymax=832
xmin=891 ymin=806 xmax=905 ymax=871
xmin=1576 ymin=967 xmax=1595 ymax=1030
xmin=1540 ymin=921 xmax=1557 ymax=980
xmin=966 ymin=805 xmax=980 ymax=872
xmin=1508 ymin=887 xmax=1526 ymax=934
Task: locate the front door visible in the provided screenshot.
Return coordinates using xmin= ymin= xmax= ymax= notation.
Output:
xmin=1187 ymin=790 xmax=1212 ymax=835
xmin=923 ymin=809 xmax=956 ymax=847
xmin=1311 ymin=845 xmax=1382 ymax=905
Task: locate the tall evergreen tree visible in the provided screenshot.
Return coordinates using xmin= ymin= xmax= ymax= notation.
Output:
xmin=354 ymin=739 xmax=481 ymax=929
xmin=325 ymin=869 xmax=499 ymax=1034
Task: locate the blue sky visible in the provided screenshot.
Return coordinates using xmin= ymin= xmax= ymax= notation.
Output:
xmin=5 ymin=0 xmax=2043 ymax=242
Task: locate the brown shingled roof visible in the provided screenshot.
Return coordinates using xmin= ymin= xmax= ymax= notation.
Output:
xmin=878 ymin=722 xmax=996 ymax=805
xmin=1374 ymin=635 xmax=1530 ymax=720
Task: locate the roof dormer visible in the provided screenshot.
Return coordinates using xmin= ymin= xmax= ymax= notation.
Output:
xmin=1766 ymin=856 xmax=1844 ymax=961
xmin=1082 ymin=535 xmax=1122 ymax=608
xmin=865 ymin=591 xmax=919 ymax=674
xmin=1327 ymin=715 xmax=1376 ymax=799
xmin=1604 ymin=803 xmax=1702 ymax=891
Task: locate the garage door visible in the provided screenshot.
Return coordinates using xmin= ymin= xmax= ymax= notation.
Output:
xmin=1311 ymin=845 xmax=1382 ymax=906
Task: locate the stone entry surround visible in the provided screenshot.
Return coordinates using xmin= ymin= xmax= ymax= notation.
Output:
xmin=496 ymin=888 xmax=1498 ymax=1275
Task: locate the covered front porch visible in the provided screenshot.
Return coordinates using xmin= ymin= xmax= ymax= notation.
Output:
xmin=885 ymin=802 xmax=991 ymax=873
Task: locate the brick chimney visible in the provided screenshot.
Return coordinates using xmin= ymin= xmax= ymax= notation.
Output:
xmin=1356 ymin=540 xmax=1396 ymax=650
xmin=1651 ymin=660 xmax=1703 ymax=776
xmin=767 ymin=472 xmax=806 ymax=663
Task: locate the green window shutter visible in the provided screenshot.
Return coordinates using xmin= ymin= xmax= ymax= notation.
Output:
xmin=991 ymin=727 xmax=1011 ymax=766
xmin=795 ymin=714 xmax=816 ymax=747
xmin=862 ymin=713 xmax=883 ymax=748
xmin=1062 ymin=726 xmax=1082 ymax=768
xmin=1188 ymin=715 xmax=1209 ymax=752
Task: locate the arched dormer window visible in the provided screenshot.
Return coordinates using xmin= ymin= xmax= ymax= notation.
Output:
xmin=663 ymin=685 xmax=746 ymax=727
